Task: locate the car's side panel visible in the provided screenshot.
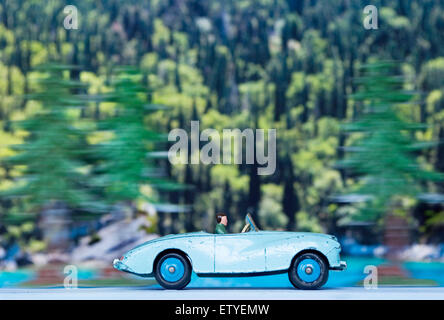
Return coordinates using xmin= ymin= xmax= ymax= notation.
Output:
xmin=214 ymin=233 xmax=266 ymax=273
xmin=123 ymin=233 xmax=215 ymax=275
xmin=264 ymin=233 xmax=340 ymax=271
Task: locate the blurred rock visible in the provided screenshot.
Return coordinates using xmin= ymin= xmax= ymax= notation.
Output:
xmin=46 ymin=252 xmax=70 ymax=264
xmin=0 ymin=259 xmax=17 ymax=271
xmin=30 ymin=253 xmax=49 ymax=267
xmin=398 ymin=244 xmax=443 ymax=261
xmin=71 ymin=215 xmax=158 ymax=264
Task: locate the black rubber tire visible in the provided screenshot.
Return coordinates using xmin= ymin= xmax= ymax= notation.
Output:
xmin=288 ymin=252 xmax=329 ymax=290
xmin=154 ymin=253 xmax=191 ymax=290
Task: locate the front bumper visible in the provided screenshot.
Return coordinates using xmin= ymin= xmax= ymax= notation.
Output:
xmin=330 ymin=261 xmax=347 ymax=271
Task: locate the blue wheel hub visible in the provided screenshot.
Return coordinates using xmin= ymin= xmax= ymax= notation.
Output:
xmin=160 ymin=257 xmax=185 ymax=282
xmin=297 ymin=258 xmax=321 ymax=283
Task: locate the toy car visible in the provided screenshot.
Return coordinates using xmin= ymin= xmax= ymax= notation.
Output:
xmin=113 ymin=213 xmax=346 ymax=289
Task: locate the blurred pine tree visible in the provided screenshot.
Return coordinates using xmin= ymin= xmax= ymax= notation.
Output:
xmin=342 ymin=61 xmax=442 ymax=221
xmin=3 ymin=64 xmax=104 ymax=214
xmin=94 ymin=67 xmax=182 ymax=218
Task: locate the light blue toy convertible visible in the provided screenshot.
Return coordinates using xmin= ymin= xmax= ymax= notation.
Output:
xmin=113 ymin=214 xmax=346 ymax=289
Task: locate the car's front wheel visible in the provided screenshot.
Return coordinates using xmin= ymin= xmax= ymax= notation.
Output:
xmin=155 ymin=252 xmax=191 ymax=289
xmin=288 ymin=252 xmax=329 ymax=290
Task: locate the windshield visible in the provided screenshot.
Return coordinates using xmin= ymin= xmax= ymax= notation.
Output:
xmin=245 ymin=213 xmax=259 ymax=232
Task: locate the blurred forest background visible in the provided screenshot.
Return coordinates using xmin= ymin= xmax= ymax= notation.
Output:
xmin=0 ymin=0 xmax=444 ymax=263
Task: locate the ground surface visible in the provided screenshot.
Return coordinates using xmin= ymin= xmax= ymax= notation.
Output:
xmin=0 ymin=287 xmax=443 ymax=300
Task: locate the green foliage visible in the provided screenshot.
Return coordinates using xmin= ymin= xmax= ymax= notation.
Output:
xmin=2 ymin=64 xmax=103 ymax=214
xmin=343 ymin=62 xmax=442 ymax=219
xmin=95 ymin=67 xmax=180 ymax=204
xmin=259 ymin=184 xmax=288 ymax=229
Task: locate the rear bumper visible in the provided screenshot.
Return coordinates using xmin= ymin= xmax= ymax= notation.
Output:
xmin=113 ymin=259 xmax=135 ymax=273
xmin=330 ymin=261 xmax=347 ymax=271
xmin=113 ymin=259 xmax=152 ymax=277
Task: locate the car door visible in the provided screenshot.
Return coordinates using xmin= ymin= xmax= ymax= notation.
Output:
xmin=214 ymin=232 xmax=266 ymax=273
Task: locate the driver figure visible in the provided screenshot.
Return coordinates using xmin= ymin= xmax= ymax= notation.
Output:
xmin=215 ymin=213 xmax=228 ymax=234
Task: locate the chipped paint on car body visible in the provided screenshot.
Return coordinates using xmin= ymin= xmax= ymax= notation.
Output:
xmin=114 ymin=230 xmax=345 ymax=277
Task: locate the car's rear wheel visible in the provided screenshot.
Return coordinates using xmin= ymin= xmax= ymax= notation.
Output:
xmin=155 ymin=253 xmax=191 ymax=289
xmin=288 ymin=252 xmax=329 ymax=290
